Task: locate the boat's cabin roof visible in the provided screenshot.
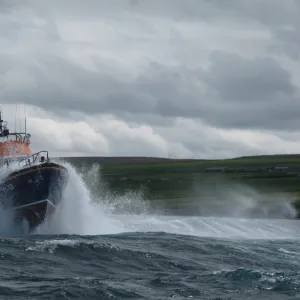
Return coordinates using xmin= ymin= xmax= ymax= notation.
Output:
xmin=0 ymin=133 xmax=31 ymax=143
xmin=0 ymin=112 xmax=31 ymax=143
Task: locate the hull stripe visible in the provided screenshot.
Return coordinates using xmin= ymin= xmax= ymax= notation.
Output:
xmin=12 ymin=199 xmax=56 ymax=210
xmin=7 ymin=166 xmax=67 ymax=180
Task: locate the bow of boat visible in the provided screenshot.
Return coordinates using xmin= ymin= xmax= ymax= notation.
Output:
xmin=0 ymin=109 xmax=69 ymax=231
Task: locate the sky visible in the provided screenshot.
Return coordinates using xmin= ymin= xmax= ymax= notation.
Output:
xmin=1 ymin=0 xmax=300 ymax=158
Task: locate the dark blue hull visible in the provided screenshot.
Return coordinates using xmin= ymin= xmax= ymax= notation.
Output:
xmin=0 ymin=162 xmax=69 ymax=230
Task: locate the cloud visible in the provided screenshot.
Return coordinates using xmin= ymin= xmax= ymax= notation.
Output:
xmin=1 ymin=0 xmax=300 ymax=158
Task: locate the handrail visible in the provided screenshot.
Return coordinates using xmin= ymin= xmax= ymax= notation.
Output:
xmin=18 ymin=150 xmax=50 ymax=167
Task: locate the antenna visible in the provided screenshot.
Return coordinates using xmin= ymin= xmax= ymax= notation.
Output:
xmin=15 ymin=105 xmax=17 ymax=132
xmin=0 ymin=110 xmax=2 ymax=133
xmin=19 ymin=104 xmax=21 ymax=132
xmin=25 ymin=104 xmax=27 ymax=135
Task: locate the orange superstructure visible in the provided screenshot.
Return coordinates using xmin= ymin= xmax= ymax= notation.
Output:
xmin=0 ymin=110 xmax=33 ymax=158
xmin=0 ymin=139 xmax=32 ymax=157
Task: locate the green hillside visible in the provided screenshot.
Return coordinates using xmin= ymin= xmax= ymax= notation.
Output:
xmin=59 ymin=154 xmax=300 ymax=217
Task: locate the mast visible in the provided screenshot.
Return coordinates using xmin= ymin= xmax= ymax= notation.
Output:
xmin=0 ymin=107 xmax=29 ymax=139
xmin=15 ymin=105 xmax=17 ymax=133
xmin=25 ymin=104 xmax=27 ymax=135
xmin=0 ymin=110 xmax=2 ymax=134
xmin=0 ymin=110 xmax=9 ymax=137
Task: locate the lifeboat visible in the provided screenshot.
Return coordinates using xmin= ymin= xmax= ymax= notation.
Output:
xmin=0 ymin=110 xmax=69 ymax=232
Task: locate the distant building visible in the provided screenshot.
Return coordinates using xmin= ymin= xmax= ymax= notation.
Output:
xmin=206 ymin=167 xmax=228 ymax=172
xmin=274 ymin=166 xmax=288 ymax=171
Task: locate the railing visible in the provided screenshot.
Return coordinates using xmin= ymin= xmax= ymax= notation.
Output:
xmin=18 ymin=150 xmax=50 ymax=167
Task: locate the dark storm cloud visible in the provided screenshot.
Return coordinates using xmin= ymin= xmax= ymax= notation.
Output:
xmin=203 ymin=51 xmax=295 ymax=102
xmin=271 ymin=26 xmax=300 ymax=60
xmin=2 ymin=50 xmax=299 ymax=131
xmin=1 ymin=0 xmax=300 ymax=132
xmin=23 ymin=0 xmax=298 ymax=25
xmin=199 ymin=52 xmax=300 ymax=130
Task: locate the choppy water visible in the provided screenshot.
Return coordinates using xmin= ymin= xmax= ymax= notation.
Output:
xmin=1 ymin=232 xmax=300 ymax=300
xmin=0 ymin=162 xmax=300 ymax=299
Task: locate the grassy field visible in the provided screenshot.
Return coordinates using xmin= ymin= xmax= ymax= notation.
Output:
xmin=60 ymin=154 xmax=300 ymax=217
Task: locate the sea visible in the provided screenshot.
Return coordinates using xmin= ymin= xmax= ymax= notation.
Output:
xmin=0 ymin=162 xmax=300 ymax=299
